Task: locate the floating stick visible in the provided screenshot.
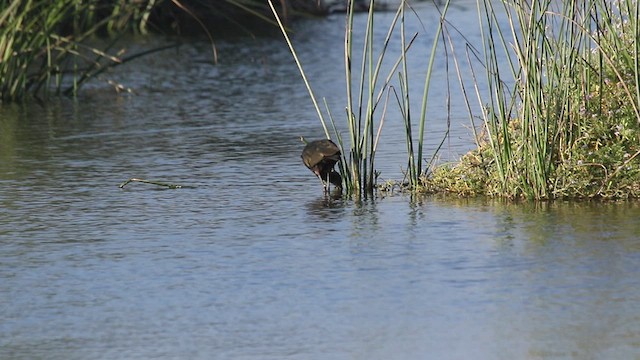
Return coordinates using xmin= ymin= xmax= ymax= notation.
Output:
xmin=119 ymin=178 xmax=182 ymax=189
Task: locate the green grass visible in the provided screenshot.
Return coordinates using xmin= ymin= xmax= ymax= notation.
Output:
xmin=0 ymin=0 xmax=319 ymax=102
xmin=0 ymin=0 xmax=161 ymax=101
xmin=271 ymin=0 xmax=452 ymax=197
xmin=420 ymin=0 xmax=640 ymax=200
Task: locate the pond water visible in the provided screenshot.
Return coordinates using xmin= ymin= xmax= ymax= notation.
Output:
xmin=2 ymin=1 xmax=640 ymax=359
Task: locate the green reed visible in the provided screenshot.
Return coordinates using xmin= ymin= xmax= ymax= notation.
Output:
xmin=270 ymin=0 xmax=452 ymax=196
xmin=1 ymin=0 xmax=360 ymax=102
xmin=408 ymin=0 xmax=450 ymax=187
xmin=0 ymin=0 xmax=157 ymax=101
xmin=472 ymin=0 xmax=640 ymax=199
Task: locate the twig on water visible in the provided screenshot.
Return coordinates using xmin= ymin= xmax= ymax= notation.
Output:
xmin=119 ymin=178 xmax=182 ymax=189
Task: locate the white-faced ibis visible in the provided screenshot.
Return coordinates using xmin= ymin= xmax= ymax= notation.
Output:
xmin=301 ymin=139 xmax=342 ymax=191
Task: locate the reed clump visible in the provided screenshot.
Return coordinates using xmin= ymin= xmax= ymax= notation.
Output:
xmin=419 ymin=0 xmax=640 ymax=200
xmin=0 ymin=0 xmax=320 ymax=102
xmin=271 ymin=0 xmax=451 ymax=197
xmin=0 ymin=0 xmax=158 ymax=101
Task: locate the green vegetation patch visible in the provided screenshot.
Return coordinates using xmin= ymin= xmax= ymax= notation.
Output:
xmin=420 ymin=0 xmax=640 ymax=200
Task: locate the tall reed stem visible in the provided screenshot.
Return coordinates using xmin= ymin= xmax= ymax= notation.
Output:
xmin=473 ymin=0 xmax=640 ymax=199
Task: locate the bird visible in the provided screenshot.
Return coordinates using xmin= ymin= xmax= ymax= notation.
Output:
xmin=301 ymin=138 xmax=342 ymax=192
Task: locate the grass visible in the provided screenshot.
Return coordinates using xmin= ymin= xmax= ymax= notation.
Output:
xmin=270 ymin=0 xmax=452 ymax=197
xmin=9 ymin=0 xmax=637 ymax=200
xmin=0 ymin=0 xmax=167 ymax=101
xmin=0 ymin=0 xmax=321 ymax=102
xmin=418 ymin=0 xmax=640 ymax=200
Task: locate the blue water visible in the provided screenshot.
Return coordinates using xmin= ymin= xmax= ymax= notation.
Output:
xmin=1 ymin=2 xmax=640 ymax=359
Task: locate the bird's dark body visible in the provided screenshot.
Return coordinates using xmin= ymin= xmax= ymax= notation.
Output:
xmin=301 ymin=139 xmax=342 ymax=190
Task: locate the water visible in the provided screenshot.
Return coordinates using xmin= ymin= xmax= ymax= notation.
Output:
xmin=2 ymin=2 xmax=640 ymax=359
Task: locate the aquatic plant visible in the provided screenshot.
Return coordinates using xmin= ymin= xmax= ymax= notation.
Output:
xmin=270 ymin=0 xmax=452 ymax=196
xmin=422 ymin=0 xmax=640 ymax=199
xmin=0 ymin=0 xmax=323 ymax=102
xmin=0 ymin=0 xmax=160 ymax=101
xmin=400 ymin=0 xmax=451 ymax=188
